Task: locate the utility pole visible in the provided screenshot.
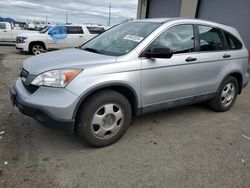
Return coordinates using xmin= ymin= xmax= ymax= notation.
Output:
xmin=108 ymin=3 xmax=111 ymax=26
xmin=66 ymin=12 xmax=68 ymax=24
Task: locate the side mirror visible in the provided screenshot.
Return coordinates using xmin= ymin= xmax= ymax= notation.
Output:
xmin=143 ymin=48 xmax=173 ymax=58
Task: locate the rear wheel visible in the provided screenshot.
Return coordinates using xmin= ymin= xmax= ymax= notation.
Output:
xmin=209 ymin=76 xmax=238 ymax=112
xmin=76 ymin=90 xmax=132 ymax=147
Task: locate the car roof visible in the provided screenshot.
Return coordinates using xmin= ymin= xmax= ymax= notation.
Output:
xmin=132 ymin=17 xmax=238 ymax=35
xmin=131 ymin=17 xmax=180 ymax=23
xmin=130 ymin=17 xmax=243 ymax=46
xmin=133 ymin=17 xmax=229 ymax=25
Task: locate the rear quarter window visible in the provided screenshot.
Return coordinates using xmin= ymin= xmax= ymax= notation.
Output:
xmin=224 ymin=32 xmax=242 ymax=50
xmin=87 ymin=27 xmax=105 ymax=34
xmin=0 ymin=23 xmax=6 ymax=29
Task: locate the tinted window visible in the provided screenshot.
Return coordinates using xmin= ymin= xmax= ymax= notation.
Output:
xmin=148 ymin=25 xmax=194 ymax=54
xmin=0 ymin=23 xmax=6 ymax=29
xmin=198 ymin=25 xmax=224 ymax=51
xmin=67 ymin=26 xmax=84 ymax=34
xmin=87 ymin=27 xmax=105 ymax=34
xmin=224 ymin=32 xmax=242 ymax=50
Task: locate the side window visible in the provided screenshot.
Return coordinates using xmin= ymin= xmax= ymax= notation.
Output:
xmin=148 ymin=25 xmax=194 ymax=54
xmin=48 ymin=26 xmax=67 ymax=35
xmin=224 ymin=32 xmax=242 ymax=50
xmin=0 ymin=23 xmax=6 ymax=29
xmin=67 ymin=26 xmax=84 ymax=34
xmin=87 ymin=27 xmax=105 ymax=34
xmin=198 ymin=25 xmax=224 ymax=51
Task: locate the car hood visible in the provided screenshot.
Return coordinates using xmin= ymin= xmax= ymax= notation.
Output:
xmin=22 ymin=48 xmax=117 ymax=75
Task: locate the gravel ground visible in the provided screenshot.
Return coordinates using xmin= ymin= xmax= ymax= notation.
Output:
xmin=0 ymin=46 xmax=250 ymax=188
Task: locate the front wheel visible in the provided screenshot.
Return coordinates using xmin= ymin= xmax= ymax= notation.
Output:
xmin=31 ymin=44 xmax=45 ymax=55
xmin=209 ymin=76 xmax=238 ymax=112
xmin=76 ymin=90 xmax=132 ymax=147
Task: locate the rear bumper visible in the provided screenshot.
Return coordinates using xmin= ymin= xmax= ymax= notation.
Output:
xmin=9 ymin=85 xmax=75 ymax=133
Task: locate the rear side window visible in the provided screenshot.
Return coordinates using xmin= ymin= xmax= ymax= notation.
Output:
xmin=198 ymin=25 xmax=224 ymax=51
xmin=87 ymin=27 xmax=105 ymax=34
xmin=67 ymin=26 xmax=84 ymax=34
xmin=0 ymin=23 xmax=6 ymax=29
xmin=224 ymin=32 xmax=242 ymax=50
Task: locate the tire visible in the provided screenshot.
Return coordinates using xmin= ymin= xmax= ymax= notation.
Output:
xmin=76 ymin=90 xmax=132 ymax=147
xmin=209 ymin=76 xmax=238 ymax=112
xmin=30 ymin=43 xmax=45 ymax=55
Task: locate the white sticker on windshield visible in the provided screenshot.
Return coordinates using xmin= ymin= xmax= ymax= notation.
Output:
xmin=123 ymin=35 xmax=144 ymax=42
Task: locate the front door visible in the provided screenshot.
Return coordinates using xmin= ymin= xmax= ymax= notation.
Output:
xmin=141 ymin=24 xmax=199 ymax=111
xmin=0 ymin=22 xmax=12 ymax=42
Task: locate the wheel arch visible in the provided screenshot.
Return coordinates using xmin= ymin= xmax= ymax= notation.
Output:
xmin=225 ymin=72 xmax=243 ymax=94
xmin=28 ymin=41 xmax=47 ymax=52
xmin=73 ymin=83 xmax=140 ymax=120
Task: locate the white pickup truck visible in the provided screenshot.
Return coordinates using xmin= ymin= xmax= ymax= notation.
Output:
xmin=15 ymin=24 xmax=106 ymax=55
xmin=0 ymin=21 xmax=32 ymax=43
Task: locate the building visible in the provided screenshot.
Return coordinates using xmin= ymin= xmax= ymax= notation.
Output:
xmin=137 ymin=0 xmax=250 ymax=51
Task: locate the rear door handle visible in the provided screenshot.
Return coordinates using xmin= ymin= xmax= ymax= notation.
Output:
xmin=3 ymin=30 xmax=7 ymax=32
xmin=79 ymin=36 xmax=83 ymax=38
xmin=223 ymin=54 xmax=231 ymax=58
xmin=185 ymin=57 xmax=197 ymax=62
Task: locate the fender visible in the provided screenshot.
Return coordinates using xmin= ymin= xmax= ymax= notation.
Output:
xmin=72 ymin=83 xmax=140 ymax=119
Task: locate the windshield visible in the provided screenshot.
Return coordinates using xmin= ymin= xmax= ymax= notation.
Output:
xmin=81 ymin=22 xmax=160 ymax=56
xmin=39 ymin=26 xmax=51 ymax=33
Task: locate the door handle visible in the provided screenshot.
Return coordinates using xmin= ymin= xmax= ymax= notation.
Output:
xmin=185 ymin=57 xmax=197 ymax=62
xmin=79 ymin=36 xmax=83 ymax=38
xmin=223 ymin=54 xmax=231 ymax=58
xmin=3 ymin=30 xmax=7 ymax=32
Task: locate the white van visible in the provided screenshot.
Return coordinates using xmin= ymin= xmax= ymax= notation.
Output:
xmin=15 ymin=24 xmax=105 ymax=55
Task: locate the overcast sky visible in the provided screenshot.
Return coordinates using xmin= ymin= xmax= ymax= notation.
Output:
xmin=0 ymin=0 xmax=138 ymax=26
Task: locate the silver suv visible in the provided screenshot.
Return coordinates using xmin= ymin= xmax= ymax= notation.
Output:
xmin=10 ymin=18 xmax=249 ymax=147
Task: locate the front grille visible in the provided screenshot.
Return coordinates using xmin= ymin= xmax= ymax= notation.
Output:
xmin=20 ymin=68 xmax=39 ymax=93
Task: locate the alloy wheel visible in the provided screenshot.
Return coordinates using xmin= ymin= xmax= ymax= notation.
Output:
xmin=221 ymin=83 xmax=235 ymax=107
xmin=32 ymin=45 xmax=44 ymax=55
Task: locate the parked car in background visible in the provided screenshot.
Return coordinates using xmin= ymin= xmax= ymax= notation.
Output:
xmin=0 ymin=21 xmax=36 ymax=43
xmin=15 ymin=24 xmax=106 ymax=55
xmin=10 ymin=18 xmax=249 ymax=147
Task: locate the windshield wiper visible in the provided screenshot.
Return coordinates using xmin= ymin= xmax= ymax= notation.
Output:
xmin=83 ymin=47 xmax=101 ymax=54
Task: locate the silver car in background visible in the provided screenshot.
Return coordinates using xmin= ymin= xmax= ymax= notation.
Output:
xmin=10 ymin=18 xmax=249 ymax=147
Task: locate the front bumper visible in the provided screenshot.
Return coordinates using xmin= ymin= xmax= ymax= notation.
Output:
xmin=9 ymin=79 xmax=78 ymax=133
xmin=15 ymin=43 xmax=29 ymax=52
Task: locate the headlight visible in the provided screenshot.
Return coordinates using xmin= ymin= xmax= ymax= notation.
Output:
xmin=17 ymin=37 xmax=27 ymax=43
xmin=31 ymin=69 xmax=82 ymax=87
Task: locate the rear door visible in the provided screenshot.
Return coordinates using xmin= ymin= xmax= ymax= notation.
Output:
xmin=0 ymin=22 xmax=12 ymax=41
xmin=195 ymin=25 xmax=233 ymax=95
xmin=141 ymin=24 xmax=200 ymax=111
xmin=66 ymin=26 xmax=85 ymax=47
xmin=47 ymin=26 xmax=68 ymax=49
